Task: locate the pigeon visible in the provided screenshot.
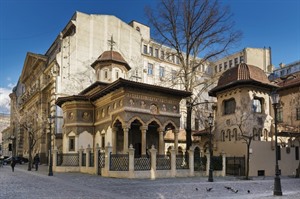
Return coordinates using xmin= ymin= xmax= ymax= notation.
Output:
xmin=224 ymin=186 xmax=231 ymax=190
xmin=206 ymin=187 xmax=213 ymax=192
xmin=247 ymin=190 xmax=250 ymax=194
xmin=231 ymin=189 xmax=238 ymax=193
xmin=195 ymin=188 xmax=198 ymax=191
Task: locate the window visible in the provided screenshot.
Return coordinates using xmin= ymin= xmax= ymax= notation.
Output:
xmin=115 ymin=70 xmax=119 ymax=79
xmin=104 ymin=70 xmax=108 ymax=79
xmin=223 ymin=98 xmax=236 ymax=115
xmin=296 ymin=108 xmax=300 ymax=120
xmin=280 ymin=70 xmax=285 ymax=76
xmin=159 ymin=66 xmax=165 ymax=77
xmin=229 ymin=60 xmax=233 ymax=68
xmin=252 ymin=97 xmax=263 ymax=113
xmin=240 ymin=56 xmax=244 ymax=63
xmin=215 ymin=66 xmax=218 ymax=73
xmin=69 ymin=136 xmax=75 ymax=151
xmin=227 ymin=129 xmax=231 ymax=141
xmin=143 ymin=45 xmax=148 ymax=54
xmin=221 ymin=130 xmax=225 ymax=142
xmin=219 ymin=64 xmax=222 ymax=72
xmin=233 ymin=128 xmax=238 ymax=141
xmin=234 ymin=57 xmax=238 ymax=66
xmin=147 ymin=63 xmax=153 ymax=75
xmin=224 ymin=62 xmax=227 ymax=70
xmin=149 ymin=47 xmax=153 ymax=56
xmin=154 ymin=49 xmax=159 ymax=58
xmin=160 ymin=51 xmax=164 ymax=59
xmin=176 ymin=56 xmax=180 ymax=64
xmin=171 ymin=70 xmax=176 ymax=81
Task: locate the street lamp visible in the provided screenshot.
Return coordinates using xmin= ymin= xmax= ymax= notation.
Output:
xmin=208 ymin=113 xmax=214 ymax=182
xmin=47 ymin=116 xmax=54 ymax=176
xmin=270 ymin=91 xmax=282 ymax=196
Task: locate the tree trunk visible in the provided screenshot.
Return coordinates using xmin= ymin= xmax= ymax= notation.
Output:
xmin=246 ymin=143 xmax=250 ymax=180
xmin=185 ymin=102 xmax=192 ymax=165
xmin=27 ymin=138 xmax=32 ymax=171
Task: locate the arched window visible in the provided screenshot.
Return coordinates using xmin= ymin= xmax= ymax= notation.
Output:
xmin=104 ymin=70 xmax=108 ymax=79
xmin=233 ymin=128 xmax=238 ymax=141
xmin=221 ymin=130 xmax=225 ymax=142
xmin=227 ymin=129 xmax=231 ymax=141
xmin=252 ymin=97 xmax=264 ymax=113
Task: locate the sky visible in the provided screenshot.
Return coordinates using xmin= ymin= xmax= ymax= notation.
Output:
xmin=0 ymin=0 xmax=299 ymax=114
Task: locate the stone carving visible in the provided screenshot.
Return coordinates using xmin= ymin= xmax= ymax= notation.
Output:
xmin=68 ymin=112 xmax=74 ymax=121
xmin=150 ymin=104 xmax=159 ymax=114
xmin=82 ymin=112 xmax=90 ymax=121
xmin=141 ymin=100 xmax=146 ymax=108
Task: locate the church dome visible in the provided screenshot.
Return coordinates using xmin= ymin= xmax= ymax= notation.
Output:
xmin=209 ymin=63 xmax=278 ymax=97
xmin=91 ymin=50 xmax=131 ymax=71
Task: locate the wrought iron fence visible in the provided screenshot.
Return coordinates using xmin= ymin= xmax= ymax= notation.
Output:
xmin=156 ymin=155 xmax=171 ymax=170
xmin=89 ymin=152 xmax=94 ymax=167
xmin=82 ymin=153 xmax=86 ymax=166
xmin=211 ymin=155 xmax=222 ymax=171
xmin=98 ymin=151 xmax=105 ymax=175
xmin=134 ymin=155 xmax=151 ymax=171
xmin=56 ymin=152 xmax=79 ymax=166
xmin=110 ymin=153 xmax=129 ymax=171
xmin=176 ymin=154 xmax=188 ymax=169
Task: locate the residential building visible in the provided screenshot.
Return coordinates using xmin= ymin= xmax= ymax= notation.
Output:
xmin=270 ymin=60 xmax=300 ymax=80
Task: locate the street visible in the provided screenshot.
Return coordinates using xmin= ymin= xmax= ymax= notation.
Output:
xmin=1 ymin=164 xmax=299 ymax=199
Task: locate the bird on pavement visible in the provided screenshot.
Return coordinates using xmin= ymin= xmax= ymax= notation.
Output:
xmin=224 ymin=186 xmax=231 ymax=190
xmin=247 ymin=190 xmax=250 ymax=194
xmin=195 ymin=188 xmax=198 ymax=191
xmin=206 ymin=187 xmax=213 ymax=192
xmin=231 ymin=189 xmax=238 ymax=193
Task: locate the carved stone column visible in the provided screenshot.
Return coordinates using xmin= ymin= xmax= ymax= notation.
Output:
xmin=158 ymin=128 xmax=165 ymax=155
xmin=140 ymin=126 xmax=148 ymax=155
xmin=123 ymin=127 xmax=129 ymax=154
xmin=174 ymin=129 xmax=179 ymax=154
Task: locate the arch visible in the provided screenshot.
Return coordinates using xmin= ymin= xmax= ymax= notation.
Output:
xmin=233 ymin=128 xmax=238 ymax=141
xmin=112 ymin=116 xmax=125 ymax=127
xmin=128 ymin=116 xmax=145 ymax=126
xmin=163 ymin=120 xmax=178 ymax=130
xmin=221 ymin=130 xmax=225 ymax=142
xmin=146 ymin=117 xmax=162 ymax=128
xmin=177 ymin=146 xmax=183 ymax=155
xmin=227 ymin=129 xmax=231 ymax=141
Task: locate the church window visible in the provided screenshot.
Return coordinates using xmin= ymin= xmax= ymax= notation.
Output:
xmin=227 ymin=129 xmax=231 ymax=141
xmin=69 ymin=136 xmax=75 ymax=151
xmin=223 ymin=98 xmax=236 ymax=115
xmin=221 ymin=130 xmax=225 ymax=142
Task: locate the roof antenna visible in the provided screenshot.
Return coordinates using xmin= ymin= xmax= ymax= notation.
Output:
xmin=108 ymin=35 xmax=116 ymax=51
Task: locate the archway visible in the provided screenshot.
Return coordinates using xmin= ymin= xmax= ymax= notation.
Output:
xmin=129 ymin=119 xmax=143 ymax=157
xmin=147 ymin=121 xmax=160 ymax=151
xmin=113 ymin=120 xmax=123 ymax=154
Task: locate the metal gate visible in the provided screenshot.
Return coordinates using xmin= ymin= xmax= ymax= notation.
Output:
xmin=98 ymin=151 xmax=105 ymax=175
xmin=226 ymin=156 xmax=245 ymax=176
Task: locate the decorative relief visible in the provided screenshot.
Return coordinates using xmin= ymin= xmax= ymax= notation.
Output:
xmin=82 ymin=112 xmax=90 ymax=121
xmin=141 ymin=100 xmax=146 ymax=108
xmin=97 ymin=110 xmax=100 ymax=119
xmin=162 ymin=104 xmax=167 ymax=111
xmin=113 ymin=102 xmax=117 ymax=109
xmin=173 ymin=105 xmax=177 ymax=113
xmin=129 ymin=98 xmax=135 ymax=106
xmin=150 ymin=104 xmax=159 ymax=114
xmin=68 ymin=112 xmax=74 ymax=121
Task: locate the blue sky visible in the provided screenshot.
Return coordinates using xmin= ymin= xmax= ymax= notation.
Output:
xmin=0 ymin=0 xmax=299 ymax=114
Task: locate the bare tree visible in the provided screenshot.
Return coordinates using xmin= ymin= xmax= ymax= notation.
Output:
xmin=146 ymin=0 xmax=242 ymax=152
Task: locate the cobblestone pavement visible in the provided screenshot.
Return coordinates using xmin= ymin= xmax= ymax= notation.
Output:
xmin=1 ymin=164 xmax=299 ymax=199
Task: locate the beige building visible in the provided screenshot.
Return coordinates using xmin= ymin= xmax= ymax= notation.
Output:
xmin=208 ymin=63 xmax=299 ymax=176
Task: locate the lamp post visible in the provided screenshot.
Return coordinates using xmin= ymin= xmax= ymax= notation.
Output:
xmin=48 ymin=116 xmax=54 ymax=176
xmin=271 ymin=91 xmax=282 ymax=196
xmin=208 ymin=113 xmax=214 ymax=182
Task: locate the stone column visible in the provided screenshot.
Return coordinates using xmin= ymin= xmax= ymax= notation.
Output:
xmin=123 ymin=127 xmax=129 ymax=154
xmin=140 ymin=126 xmax=148 ymax=155
xmin=128 ymin=144 xmax=135 ymax=178
xmin=206 ymin=151 xmax=210 ymax=177
xmin=170 ymin=146 xmax=176 ymax=177
xmin=188 ymin=149 xmax=194 ymax=177
xmin=86 ymin=145 xmax=92 ymax=168
xmin=104 ymin=143 xmax=112 ymax=174
xmin=222 ymin=152 xmax=226 ymax=177
xmin=158 ymin=129 xmax=165 ymax=155
xmin=174 ymin=129 xmax=179 ymax=154
xmin=53 ymin=147 xmax=58 ymax=171
xmin=149 ymin=145 xmax=157 ymax=180
xmin=112 ymin=127 xmax=117 ymax=154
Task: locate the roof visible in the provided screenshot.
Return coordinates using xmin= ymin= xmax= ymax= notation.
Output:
xmin=274 ymin=71 xmax=300 ymax=91
xmin=91 ymin=50 xmax=131 ymax=70
xmin=209 ymin=63 xmax=278 ymax=97
xmin=56 ymin=78 xmax=192 ymax=106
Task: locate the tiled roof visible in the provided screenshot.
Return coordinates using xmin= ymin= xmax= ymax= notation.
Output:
xmin=91 ymin=50 xmax=131 ymax=70
xmin=209 ymin=63 xmax=278 ymax=96
xmin=275 ymin=71 xmax=300 ymax=90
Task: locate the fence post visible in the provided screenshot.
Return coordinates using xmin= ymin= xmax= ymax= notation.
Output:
xmin=222 ymin=152 xmax=226 ymax=177
xmin=170 ymin=146 xmax=176 ymax=177
xmin=104 ymin=142 xmax=112 ymax=174
xmin=149 ymin=145 xmax=157 ymax=180
xmin=53 ymin=147 xmax=58 ymax=171
xmin=128 ymin=144 xmax=135 ymax=178
xmin=206 ymin=151 xmax=210 ymax=177
xmin=188 ymin=149 xmax=194 ymax=177
xmin=94 ymin=143 xmax=101 ymax=175
xmin=86 ymin=145 xmax=92 ymax=168
xmin=79 ymin=146 xmax=84 ymax=168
